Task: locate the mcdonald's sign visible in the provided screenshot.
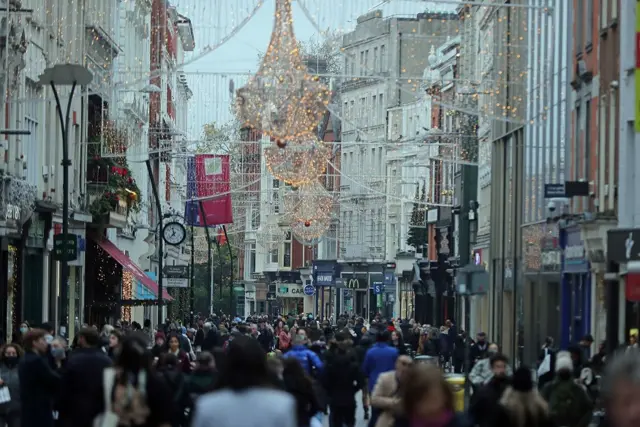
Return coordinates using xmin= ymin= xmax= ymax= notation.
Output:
xmin=336 ymin=277 xmax=367 ymax=290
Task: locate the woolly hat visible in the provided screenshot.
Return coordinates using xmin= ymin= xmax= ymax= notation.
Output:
xmin=512 ymin=367 xmax=534 ymax=392
xmin=555 ymin=350 xmax=574 ymax=373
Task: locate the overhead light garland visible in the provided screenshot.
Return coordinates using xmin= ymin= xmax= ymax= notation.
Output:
xmin=256 ymin=219 xmax=287 ymax=249
xmin=235 ymin=0 xmax=330 ymax=141
xmin=264 ymin=135 xmax=331 ymax=186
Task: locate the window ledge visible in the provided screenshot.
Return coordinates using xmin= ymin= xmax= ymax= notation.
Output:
xmin=600 ymin=28 xmax=608 ymax=39
xmin=585 ymin=42 xmax=593 ymax=53
xmin=576 ymin=51 xmax=583 ymax=60
xmin=610 ymin=18 xmax=618 ymax=29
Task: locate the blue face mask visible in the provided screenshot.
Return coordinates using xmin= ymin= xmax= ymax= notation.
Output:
xmin=19 ymin=327 xmax=28 ymax=334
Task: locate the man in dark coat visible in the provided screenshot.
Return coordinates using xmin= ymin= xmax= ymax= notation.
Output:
xmin=58 ymin=327 xmax=113 ymax=427
xmin=19 ymin=329 xmax=60 ymax=427
xmin=469 ymin=353 xmax=511 ymax=427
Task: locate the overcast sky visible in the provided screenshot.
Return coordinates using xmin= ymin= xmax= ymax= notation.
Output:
xmin=168 ymin=0 xmax=457 ymax=137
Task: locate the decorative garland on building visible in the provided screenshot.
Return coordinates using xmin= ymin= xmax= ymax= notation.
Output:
xmin=87 ymin=131 xmax=142 ymax=219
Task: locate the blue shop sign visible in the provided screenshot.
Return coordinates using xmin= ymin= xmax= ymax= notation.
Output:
xmin=316 ymin=272 xmax=334 ymax=286
xmin=564 ymin=229 xmax=589 ymax=273
xmin=383 ymin=272 xmax=395 ymax=286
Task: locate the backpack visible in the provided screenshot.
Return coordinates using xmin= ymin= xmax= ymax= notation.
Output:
xmin=547 ymin=380 xmax=583 ymax=426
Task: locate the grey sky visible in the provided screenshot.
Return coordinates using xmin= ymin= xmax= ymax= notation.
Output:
xmin=170 ymin=0 xmax=456 ymax=137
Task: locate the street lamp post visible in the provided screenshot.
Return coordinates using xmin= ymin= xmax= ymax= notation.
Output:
xmin=38 ymin=64 xmax=92 ymax=332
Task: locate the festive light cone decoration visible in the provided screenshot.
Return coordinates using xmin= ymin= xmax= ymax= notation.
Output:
xmin=264 ymin=134 xmax=331 ymax=186
xmin=292 ymin=217 xmax=330 ymax=245
xmin=283 ymin=179 xmax=333 ymax=223
xmin=235 ymin=0 xmax=330 ymax=141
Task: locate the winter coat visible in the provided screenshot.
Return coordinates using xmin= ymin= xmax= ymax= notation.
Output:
xmin=0 ymin=362 xmax=20 ymax=413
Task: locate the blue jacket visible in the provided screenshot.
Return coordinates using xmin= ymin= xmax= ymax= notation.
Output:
xmin=362 ymin=343 xmax=399 ymax=392
xmin=283 ymin=345 xmax=324 ymax=375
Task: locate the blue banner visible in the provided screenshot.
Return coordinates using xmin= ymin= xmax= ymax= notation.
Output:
xmin=383 ymin=272 xmax=395 ymax=286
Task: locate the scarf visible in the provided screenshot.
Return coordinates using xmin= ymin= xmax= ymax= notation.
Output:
xmin=410 ymin=410 xmax=454 ymax=427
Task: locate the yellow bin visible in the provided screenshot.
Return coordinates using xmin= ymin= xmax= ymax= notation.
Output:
xmin=444 ymin=373 xmax=466 ymax=413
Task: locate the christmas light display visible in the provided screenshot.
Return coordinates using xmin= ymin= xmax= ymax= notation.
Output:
xmin=291 ymin=217 xmax=330 ymax=245
xmin=283 ymin=180 xmax=334 ymax=223
xmin=256 ymin=219 xmax=287 ymax=249
xmin=235 ymin=0 xmax=330 ymax=141
xmin=264 ymin=135 xmax=331 ymax=186
xmin=121 ymin=271 xmax=133 ymax=322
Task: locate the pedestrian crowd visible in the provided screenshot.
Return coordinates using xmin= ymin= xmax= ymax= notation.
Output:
xmin=0 ymin=314 xmax=637 ymax=427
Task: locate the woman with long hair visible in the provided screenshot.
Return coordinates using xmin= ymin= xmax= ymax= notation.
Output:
xmin=282 ymin=358 xmax=322 ymax=427
xmin=0 ymin=343 xmax=23 ymax=427
xmin=191 ymin=336 xmax=296 ymax=427
xmin=494 ymin=367 xmax=555 ymax=427
xmin=99 ymin=333 xmax=173 ymax=427
xmin=394 ymin=364 xmax=470 ymax=427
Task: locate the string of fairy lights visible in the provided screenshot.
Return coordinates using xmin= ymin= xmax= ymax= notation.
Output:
xmin=10 ymin=1 xmax=556 ymax=311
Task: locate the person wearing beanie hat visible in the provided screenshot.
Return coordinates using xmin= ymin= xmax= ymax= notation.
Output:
xmin=540 ymin=352 xmax=593 ymax=427
xmin=554 ymin=350 xmax=574 ymax=374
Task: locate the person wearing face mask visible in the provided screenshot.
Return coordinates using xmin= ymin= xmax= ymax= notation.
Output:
xmin=469 ymin=343 xmax=513 ymax=391
xmin=541 ymin=351 xmax=593 ymax=427
xmin=13 ymin=322 xmax=29 ymax=346
xmin=0 ymin=344 xmax=23 ymax=427
xmin=469 ymin=332 xmax=488 ymax=365
xmin=50 ymin=338 xmax=67 ymax=371
xmin=151 ymin=331 xmax=166 ymax=359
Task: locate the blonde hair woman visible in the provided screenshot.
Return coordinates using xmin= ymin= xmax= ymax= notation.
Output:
xmin=495 ymin=367 xmax=555 ymax=427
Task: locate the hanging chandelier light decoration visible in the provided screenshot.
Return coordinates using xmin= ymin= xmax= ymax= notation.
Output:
xmin=291 ymin=217 xmax=330 ymax=246
xmin=264 ymin=134 xmax=331 ymax=186
xmin=235 ymin=0 xmax=330 ymax=141
xmin=255 ymin=219 xmax=287 ymax=249
xmin=283 ymin=179 xmax=334 ymax=223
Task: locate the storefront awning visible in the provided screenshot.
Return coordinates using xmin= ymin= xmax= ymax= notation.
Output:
xmin=94 ymin=237 xmax=173 ymax=301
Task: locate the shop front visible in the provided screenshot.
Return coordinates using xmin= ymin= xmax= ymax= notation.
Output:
xmin=312 ymin=261 xmax=336 ymax=319
xmin=561 ymin=226 xmax=591 ymax=348
xmin=521 ymin=223 xmax=562 ymax=364
xmin=275 ymin=283 xmax=305 ymax=315
xmin=1 ymin=203 xmax=23 ymax=342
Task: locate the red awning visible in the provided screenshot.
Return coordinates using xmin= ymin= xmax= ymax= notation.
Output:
xmin=94 ymin=237 xmax=173 ymax=301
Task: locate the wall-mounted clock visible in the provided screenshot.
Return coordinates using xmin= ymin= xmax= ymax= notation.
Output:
xmin=162 ymin=221 xmax=186 ymax=246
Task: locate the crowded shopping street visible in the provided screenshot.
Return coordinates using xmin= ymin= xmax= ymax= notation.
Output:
xmin=1 ymin=0 xmax=640 ymax=426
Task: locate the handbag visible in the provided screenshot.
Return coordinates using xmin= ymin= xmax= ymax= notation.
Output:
xmin=92 ymin=368 xmax=119 ymax=427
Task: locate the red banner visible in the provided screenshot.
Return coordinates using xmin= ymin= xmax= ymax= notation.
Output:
xmin=195 ymin=154 xmax=233 ymax=226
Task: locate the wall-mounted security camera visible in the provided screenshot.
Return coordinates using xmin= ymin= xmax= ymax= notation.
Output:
xmin=547 ymin=202 xmax=556 ymax=213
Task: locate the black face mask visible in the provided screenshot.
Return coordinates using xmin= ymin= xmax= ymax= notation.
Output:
xmin=4 ymin=356 xmax=18 ymax=367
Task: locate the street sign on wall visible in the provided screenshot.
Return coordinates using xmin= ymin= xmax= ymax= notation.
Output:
xmin=53 ymin=233 xmax=78 ymax=261
xmin=162 ymin=265 xmax=189 ymax=288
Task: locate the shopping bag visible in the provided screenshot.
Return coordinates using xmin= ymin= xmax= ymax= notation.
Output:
xmin=537 ymin=349 xmax=551 ymax=376
xmin=0 ymin=386 xmax=10 ymax=404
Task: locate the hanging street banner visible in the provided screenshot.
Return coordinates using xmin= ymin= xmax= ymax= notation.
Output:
xmin=185 ymin=154 xmax=233 ymax=226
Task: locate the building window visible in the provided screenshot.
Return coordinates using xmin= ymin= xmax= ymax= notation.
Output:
xmin=360 ymin=51 xmax=364 ymax=76
xmin=379 ymin=94 xmax=384 ymax=122
xmin=611 ymin=0 xmax=618 ymax=20
xmin=364 ymin=49 xmax=369 ymax=74
xmin=600 ymin=0 xmax=608 ymax=28
xmin=574 ymin=105 xmax=581 ymax=180
xmin=24 ymin=82 xmax=41 ymax=186
xmin=380 ymin=45 xmax=386 ymax=71
xmin=251 ymin=207 xmax=260 ymax=230
xmin=372 ymin=95 xmax=377 ymax=122
xmin=250 ymin=244 xmax=256 ymax=275
xmin=586 ymin=0 xmax=593 ymax=47
xmin=270 ymin=248 xmax=278 ymax=264
xmin=373 ymin=47 xmax=379 ymax=71
xmin=585 ymin=99 xmax=591 ymax=182
xmin=282 ymin=231 xmax=291 ymax=268
xmin=576 ymin=1 xmax=584 ymax=53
